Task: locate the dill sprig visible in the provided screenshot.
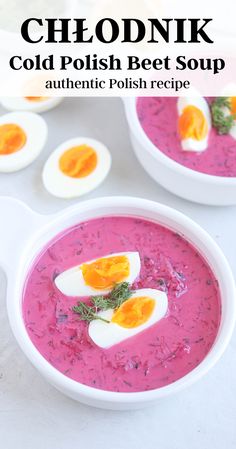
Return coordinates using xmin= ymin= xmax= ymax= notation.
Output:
xmin=211 ymin=97 xmax=236 ymax=135
xmin=72 ymin=282 xmax=133 ymax=324
xmin=72 ymin=302 xmax=110 ymax=324
xmin=92 ymin=282 xmax=133 ymax=310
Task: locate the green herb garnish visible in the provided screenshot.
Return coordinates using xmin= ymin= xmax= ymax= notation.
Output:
xmin=72 ymin=301 xmax=110 ymax=324
xmin=211 ymin=97 xmax=236 ymax=135
xmin=72 ymin=282 xmax=133 ymax=324
xmin=92 ymin=282 xmax=133 ymax=310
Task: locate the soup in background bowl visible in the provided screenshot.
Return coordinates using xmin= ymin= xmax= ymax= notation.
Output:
xmin=137 ymin=97 xmax=236 ymax=178
xmin=123 ymin=98 xmax=236 ymax=205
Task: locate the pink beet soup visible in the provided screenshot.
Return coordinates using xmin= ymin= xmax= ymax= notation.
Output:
xmin=137 ymin=97 xmax=236 ymax=177
xmin=22 ymin=216 xmax=221 ymax=392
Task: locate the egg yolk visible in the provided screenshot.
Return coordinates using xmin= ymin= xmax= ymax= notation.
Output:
xmin=59 ymin=145 xmax=98 ymax=178
xmin=25 ymin=96 xmax=48 ymax=102
xmin=230 ymin=97 xmax=236 ymax=115
xmin=178 ymin=105 xmax=208 ymax=141
xmin=111 ymin=296 xmax=155 ymax=328
xmin=81 ymin=256 xmax=130 ymax=290
xmin=0 ymin=123 xmax=27 ymax=155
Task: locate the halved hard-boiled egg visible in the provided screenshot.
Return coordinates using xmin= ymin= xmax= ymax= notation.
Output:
xmin=89 ymin=288 xmax=168 ymax=348
xmin=177 ymin=96 xmax=211 ymax=152
xmin=42 ymin=137 xmax=111 ymax=198
xmin=55 ymin=252 xmax=141 ymax=297
xmin=0 ymin=97 xmax=63 ymax=114
xmin=0 ymin=111 xmax=47 ymax=172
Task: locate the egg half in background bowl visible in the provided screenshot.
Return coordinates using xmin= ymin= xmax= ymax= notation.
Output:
xmin=42 ymin=137 xmax=112 ymax=198
xmin=0 ymin=97 xmax=63 ymax=114
xmin=177 ymin=95 xmax=211 ymax=152
xmin=0 ymin=111 xmax=47 ymax=172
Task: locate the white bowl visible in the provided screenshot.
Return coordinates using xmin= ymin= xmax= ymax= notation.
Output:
xmin=0 ymin=195 xmax=235 ymax=409
xmin=123 ymin=98 xmax=236 ymax=206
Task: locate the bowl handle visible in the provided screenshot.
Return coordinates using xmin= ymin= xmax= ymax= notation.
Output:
xmin=0 ymin=197 xmax=48 ymax=273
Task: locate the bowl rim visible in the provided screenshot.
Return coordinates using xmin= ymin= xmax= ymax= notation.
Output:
xmin=7 ymin=196 xmax=236 ymax=405
xmin=123 ymin=97 xmax=236 ymax=186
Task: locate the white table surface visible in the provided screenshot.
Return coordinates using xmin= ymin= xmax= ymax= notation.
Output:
xmin=0 ymin=97 xmax=236 ymax=449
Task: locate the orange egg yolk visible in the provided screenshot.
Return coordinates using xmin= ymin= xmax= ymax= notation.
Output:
xmin=111 ymin=296 xmax=155 ymax=328
xmin=81 ymin=256 xmax=130 ymax=290
xmin=230 ymin=97 xmax=236 ymax=115
xmin=25 ymin=96 xmax=48 ymax=102
xmin=178 ymin=105 xmax=208 ymax=141
xmin=59 ymin=145 xmax=98 ymax=178
xmin=0 ymin=123 xmax=27 ymax=155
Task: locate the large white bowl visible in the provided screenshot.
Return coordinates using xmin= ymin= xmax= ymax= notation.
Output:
xmin=123 ymin=98 xmax=236 ymax=206
xmin=0 ymin=196 xmax=235 ymax=409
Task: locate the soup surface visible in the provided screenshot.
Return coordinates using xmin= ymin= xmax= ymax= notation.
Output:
xmin=23 ymin=216 xmax=221 ymax=392
xmin=137 ymin=97 xmax=236 ymax=177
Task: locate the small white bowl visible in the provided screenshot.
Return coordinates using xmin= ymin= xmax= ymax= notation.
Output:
xmin=123 ymin=98 xmax=236 ymax=206
xmin=0 ymin=196 xmax=235 ymax=409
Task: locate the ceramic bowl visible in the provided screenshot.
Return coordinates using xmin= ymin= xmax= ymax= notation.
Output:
xmin=123 ymin=98 xmax=236 ymax=206
xmin=0 ymin=196 xmax=235 ymax=409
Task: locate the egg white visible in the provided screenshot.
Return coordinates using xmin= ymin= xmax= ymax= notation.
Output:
xmin=88 ymin=288 xmax=168 ymax=349
xmin=220 ymin=84 xmax=236 ymax=140
xmin=55 ymin=251 xmax=141 ymax=297
xmin=177 ymin=96 xmax=211 ymax=152
xmin=42 ymin=137 xmax=111 ymax=198
xmin=229 ymin=120 xmax=236 ymax=140
xmin=0 ymin=111 xmax=47 ymax=172
xmin=0 ymin=97 xmax=63 ymax=113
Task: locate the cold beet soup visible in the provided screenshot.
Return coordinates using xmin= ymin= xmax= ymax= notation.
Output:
xmin=23 ymin=216 xmax=221 ymax=392
xmin=137 ymin=97 xmax=236 ymax=177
